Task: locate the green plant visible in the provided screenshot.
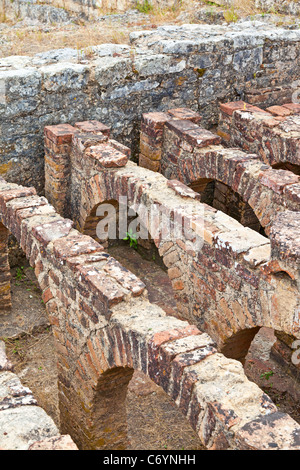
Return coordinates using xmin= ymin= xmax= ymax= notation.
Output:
xmin=15 ymin=266 xmax=25 ymax=281
xmin=260 ymin=370 xmax=274 ymax=381
xmin=135 ymin=0 xmax=154 ymax=14
xmin=123 ymin=229 xmax=138 ymax=250
xmin=9 ymin=339 xmax=24 ymax=358
xmin=223 ymin=6 xmax=239 ymax=23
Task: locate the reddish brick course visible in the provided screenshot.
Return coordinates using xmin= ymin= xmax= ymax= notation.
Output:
xmin=0 ymin=156 xmax=299 ymax=450
xmin=218 ymin=101 xmax=300 ymax=168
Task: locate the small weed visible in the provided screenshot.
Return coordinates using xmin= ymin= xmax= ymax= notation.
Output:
xmin=260 ymin=370 xmax=274 ymax=381
xmin=123 ymin=229 xmax=138 ymax=250
xmin=5 ymin=338 xmax=24 ymax=359
xmin=15 ymin=266 xmax=25 ymax=281
xmin=135 ymin=0 xmax=154 ymax=14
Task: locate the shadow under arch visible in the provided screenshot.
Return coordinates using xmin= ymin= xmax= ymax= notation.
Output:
xmin=81 ymin=197 xmax=179 ymax=317
xmin=76 ymin=365 xmax=204 ymax=451
xmin=189 ymin=178 xmax=267 ymax=237
xmin=221 ymin=326 xmax=261 ymax=365
xmin=271 ymin=162 xmax=300 ymax=176
xmin=89 ymin=366 xmax=135 ymax=450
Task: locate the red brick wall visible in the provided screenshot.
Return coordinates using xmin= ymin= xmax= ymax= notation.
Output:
xmin=0 ymin=147 xmax=298 ymax=448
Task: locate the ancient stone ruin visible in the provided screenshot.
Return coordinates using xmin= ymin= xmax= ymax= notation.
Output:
xmin=0 ymin=4 xmax=300 ymax=451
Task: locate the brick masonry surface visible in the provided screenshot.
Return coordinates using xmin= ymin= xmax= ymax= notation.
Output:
xmin=218 ymin=101 xmax=300 ymax=170
xmin=0 ymin=171 xmax=300 ymax=449
xmin=141 ymin=104 xmax=300 ymax=380
xmin=44 ymin=117 xmax=300 ymax=370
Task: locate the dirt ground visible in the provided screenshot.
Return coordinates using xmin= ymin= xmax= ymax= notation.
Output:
xmin=1 ymin=247 xmax=300 ymax=451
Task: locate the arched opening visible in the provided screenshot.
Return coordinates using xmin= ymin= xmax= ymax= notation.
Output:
xmin=221 ymin=326 xmax=300 ymax=425
xmin=75 ymin=366 xmax=204 ymax=451
xmin=82 ymin=199 xmax=178 ymax=316
xmin=88 ymin=366 xmax=135 ymax=450
xmin=272 ymin=162 xmax=300 ymax=176
xmin=189 ymin=178 xmax=267 ymax=237
xmin=221 ymin=326 xmax=260 ymax=365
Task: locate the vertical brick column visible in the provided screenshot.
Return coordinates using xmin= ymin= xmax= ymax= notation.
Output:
xmin=139 ymin=111 xmax=171 ymax=172
xmin=139 ymin=108 xmax=202 ymax=172
xmin=44 ymin=124 xmax=78 ymax=217
xmin=0 ymin=223 xmax=11 ymax=312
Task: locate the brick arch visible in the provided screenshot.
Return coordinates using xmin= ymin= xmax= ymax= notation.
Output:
xmin=189 ymin=177 xmax=266 ymax=236
xmin=0 ymin=176 xmax=300 ymax=450
xmin=221 ymin=327 xmax=261 ymax=364
xmin=162 ymin=144 xmax=299 ymax=237
xmin=73 ymin=161 xmax=300 ymax=360
xmin=43 ymin=120 xmax=300 ymax=362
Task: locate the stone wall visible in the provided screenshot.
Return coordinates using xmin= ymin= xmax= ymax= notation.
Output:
xmin=213 ymin=0 xmax=300 ymax=15
xmin=0 ymin=22 xmax=300 ymax=193
xmin=1 ymin=0 xmax=179 ymax=22
xmin=255 ymin=0 xmax=300 ymax=16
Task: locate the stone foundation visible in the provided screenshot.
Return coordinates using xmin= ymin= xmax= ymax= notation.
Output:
xmin=1 ymin=22 xmax=300 ymax=192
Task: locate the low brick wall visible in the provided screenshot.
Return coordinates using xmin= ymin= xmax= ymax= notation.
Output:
xmin=139 ymin=106 xmax=300 ymax=237
xmin=0 ymin=175 xmax=299 ymax=449
xmin=216 ymin=99 xmax=300 ymax=380
xmin=217 ymin=100 xmax=300 ymax=171
xmin=44 ymin=118 xmax=300 ymax=368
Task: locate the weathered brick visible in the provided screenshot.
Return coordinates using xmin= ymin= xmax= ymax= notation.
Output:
xmin=85 ymin=144 xmax=128 ymax=168
xmin=53 ymin=232 xmax=103 ymax=261
xmin=74 ymin=120 xmax=111 ymax=136
xmin=32 ymin=218 xmax=74 ymax=247
xmin=168 ymin=107 xmax=202 ymax=124
xmin=44 ymin=124 xmax=78 ymax=144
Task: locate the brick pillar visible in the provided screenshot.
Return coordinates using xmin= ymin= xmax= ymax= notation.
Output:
xmin=44 ymin=123 xmax=78 ymax=217
xmin=139 ymin=107 xmax=202 ymax=172
xmin=0 ymin=223 xmax=11 ymax=312
xmin=139 ymin=111 xmax=171 ymax=172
